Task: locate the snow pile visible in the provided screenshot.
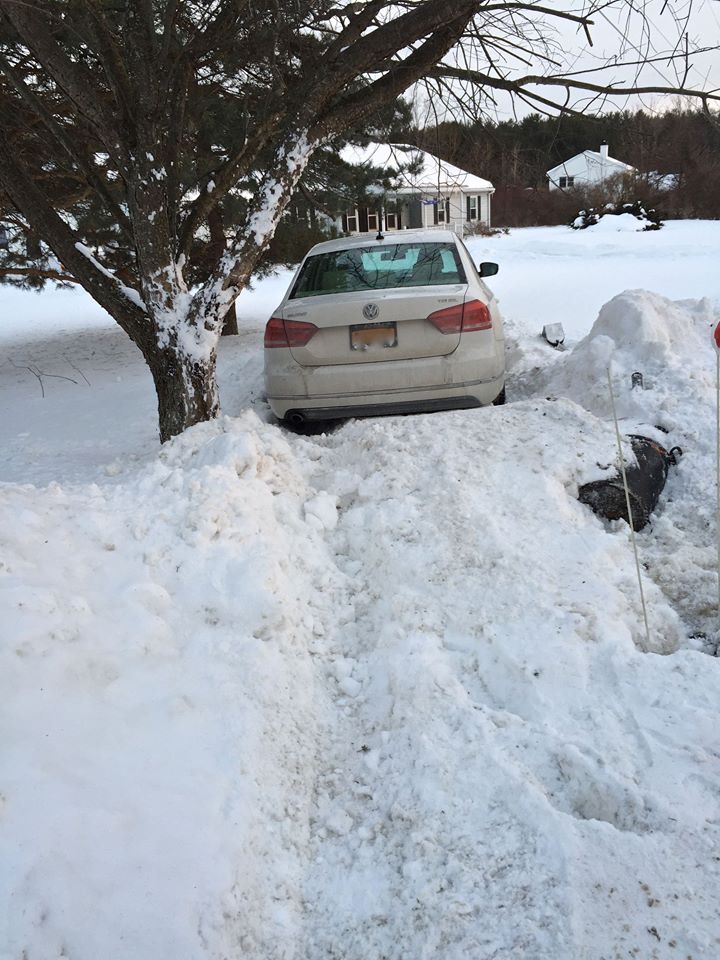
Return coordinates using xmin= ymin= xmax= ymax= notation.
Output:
xmin=571 ymin=211 xmax=647 ymax=232
xmin=3 ymin=399 xmax=720 ymax=958
xmin=572 ymin=211 xmax=644 ymax=232
xmin=591 ymin=211 xmax=646 ymax=232
xmin=296 ymin=402 xmax=720 ymax=960
xmin=541 ymin=290 xmax=714 ymax=421
xmin=0 ymin=415 xmax=340 ymax=959
xmin=571 ymin=203 xmax=662 ymax=233
xmin=541 ymin=290 xmax=720 ymax=643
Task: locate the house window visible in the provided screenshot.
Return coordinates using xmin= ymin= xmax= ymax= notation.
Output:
xmin=466 ymin=196 xmax=478 ymax=221
xmin=433 ymin=199 xmax=450 ymax=225
xmin=342 ymin=212 xmax=358 ymax=233
xmin=384 ymin=200 xmax=401 ymax=230
xmin=367 ymin=211 xmax=378 ymax=231
xmin=558 ymin=176 xmax=575 ymax=188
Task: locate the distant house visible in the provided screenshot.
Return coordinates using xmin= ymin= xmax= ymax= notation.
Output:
xmin=546 ymin=142 xmax=635 ymax=191
xmin=338 ymin=142 xmax=494 ymax=236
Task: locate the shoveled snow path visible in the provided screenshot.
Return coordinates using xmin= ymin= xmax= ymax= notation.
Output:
xmin=296 ymin=401 xmax=719 ymax=960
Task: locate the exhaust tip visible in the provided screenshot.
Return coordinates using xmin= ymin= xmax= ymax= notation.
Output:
xmin=286 ymin=411 xmax=306 ymax=428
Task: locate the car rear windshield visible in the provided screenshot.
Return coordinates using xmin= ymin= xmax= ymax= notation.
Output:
xmin=289 ymin=242 xmax=467 ymax=299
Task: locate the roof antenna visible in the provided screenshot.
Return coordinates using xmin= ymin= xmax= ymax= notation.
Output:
xmin=376 ymin=229 xmax=384 ymax=241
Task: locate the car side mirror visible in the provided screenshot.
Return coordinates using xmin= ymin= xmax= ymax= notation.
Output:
xmin=478 ymin=262 xmax=499 ymax=277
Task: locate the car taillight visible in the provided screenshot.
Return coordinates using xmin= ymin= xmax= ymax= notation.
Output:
xmin=264 ymin=317 xmax=318 ymax=348
xmin=427 ymin=299 xmax=492 ymax=335
xmin=285 ymin=318 xmax=318 ymax=346
xmin=461 ymin=299 xmax=492 ymax=332
xmin=264 ymin=317 xmax=288 ymax=348
xmin=427 ymin=303 xmax=464 ymax=334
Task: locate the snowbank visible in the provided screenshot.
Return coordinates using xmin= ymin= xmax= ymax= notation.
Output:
xmin=1 ymin=416 xmax=339 ymax=958
xmin=541 ymin=289 xmax=720 ymax=648
xmin=3 ymin=397 xmax=720 ymax=958
xmin=541 ymin=289 xmax=715 ymax=421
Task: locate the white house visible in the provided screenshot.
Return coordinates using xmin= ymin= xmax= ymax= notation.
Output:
xmin=338 ymin=142 xmax=494 ymax=236
xmin=546 ymin=142 xmax=635 ymax=191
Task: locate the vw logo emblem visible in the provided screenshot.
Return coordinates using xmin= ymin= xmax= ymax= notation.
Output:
xmin=363 ymin=303 xmax=379 ymax=321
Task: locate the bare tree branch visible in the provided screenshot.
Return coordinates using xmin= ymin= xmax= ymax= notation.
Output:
xmin=427 ymin=65 xmax=720 ymax=109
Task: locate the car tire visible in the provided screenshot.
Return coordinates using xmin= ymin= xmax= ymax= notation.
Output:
xmin=492 ymin=385 xmax=506 ymax=406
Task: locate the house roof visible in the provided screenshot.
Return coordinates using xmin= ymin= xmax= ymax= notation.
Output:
xmin=340 ymin=142 xmax=494 ymax=195
xmin=546 ymin=150 xmax=635 ymax=178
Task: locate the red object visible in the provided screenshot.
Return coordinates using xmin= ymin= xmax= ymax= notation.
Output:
xmin=264 ymin=317 xmax=318 ymax=348
xmin=427 ymin=299 xmax=492 ymax=335
xmin=714 ymin=321 xmax=720 ymax=350
xmin=264 ymin=317 xmax=288 ymax=347
xmin=461 ymin=299 xmax=492 ymax=332
xmin=427 ymin=302 xmax=464 ymax=334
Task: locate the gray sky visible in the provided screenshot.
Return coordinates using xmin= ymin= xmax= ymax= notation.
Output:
xmin=532 ymin=0 xmax=719 ymax=116
xmin=415 ymin=0 xmax=720 ymax=122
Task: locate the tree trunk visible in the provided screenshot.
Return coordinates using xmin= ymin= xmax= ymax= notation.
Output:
xmin=221 ymin=299 xmax=239 ymax=336
xmin=144 ymin=340 xmax=220 ymax=443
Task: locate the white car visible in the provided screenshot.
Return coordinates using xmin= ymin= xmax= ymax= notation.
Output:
xmin=263 ymin=228 xmax=505 ymax=426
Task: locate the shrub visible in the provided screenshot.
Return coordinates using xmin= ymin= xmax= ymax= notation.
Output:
xmin=572 ymin=208 xmax=601 ymax=229
xmin=464 ymin=221 xmax=509 ymax=237
xmin=571 ymin=198 xmax=664 ymax=230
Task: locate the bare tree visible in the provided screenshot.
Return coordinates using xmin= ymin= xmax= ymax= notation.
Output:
xmin=0 ymin=1 xmax=716 ymax=441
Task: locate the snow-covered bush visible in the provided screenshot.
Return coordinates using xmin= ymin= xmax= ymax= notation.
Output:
xmin=572 ymin=208 xmax=601 ymax=229
xmin=572 ymin=198 xmax=663 ymax=231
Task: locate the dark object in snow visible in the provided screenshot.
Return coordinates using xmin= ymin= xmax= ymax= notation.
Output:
xmin=578 ymin=436 xmax=682 ymax=531
xmin=542 ymin=323 xmax=565 ymax=347
xmin=631 ymin=371 xmax=644 ymax=390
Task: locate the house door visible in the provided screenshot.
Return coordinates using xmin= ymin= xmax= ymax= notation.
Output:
xmin=407 ymin=199 xmax=422 ymax=228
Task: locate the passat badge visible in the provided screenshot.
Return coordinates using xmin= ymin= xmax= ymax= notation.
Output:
xmin=363 ymin=303 xmax=379 ymax=321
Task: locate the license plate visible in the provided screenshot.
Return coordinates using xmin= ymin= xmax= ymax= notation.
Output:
xmin=350 ymin=322 xmax=397 ymax=350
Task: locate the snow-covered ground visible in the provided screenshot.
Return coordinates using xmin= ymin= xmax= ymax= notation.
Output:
xmin=2 ymin=221 xmax=720 ymax=959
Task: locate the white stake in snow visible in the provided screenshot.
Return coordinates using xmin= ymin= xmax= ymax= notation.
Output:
xmin=606 ymin=367 xmax=651 ymax=649
xmin=714 ymin=327 xmax=720 ymax=636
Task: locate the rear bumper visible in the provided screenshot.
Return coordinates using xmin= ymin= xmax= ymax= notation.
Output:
xmin=284 ymin=394 xmax=483 ymax=422
xmin=268 ymin=373 xmax=505 ymax=420
xmin=266 ymin=338 xmax=505 ymax=419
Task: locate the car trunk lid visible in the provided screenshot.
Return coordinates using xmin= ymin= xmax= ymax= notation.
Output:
xmin=283 ymin=286 xmax=467 ymax=366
